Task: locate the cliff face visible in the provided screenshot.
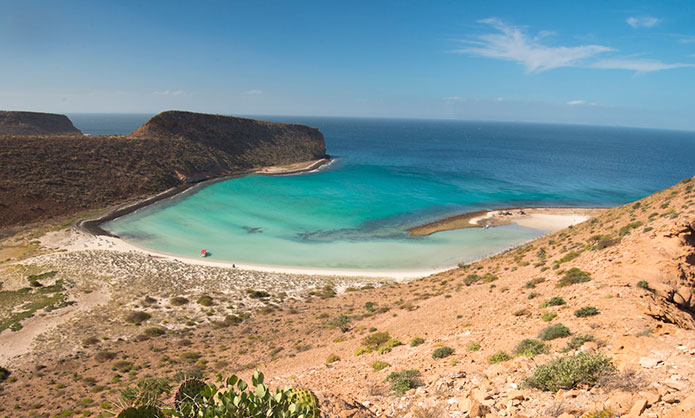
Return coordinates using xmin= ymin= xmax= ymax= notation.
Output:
xmin=0 ymin=111 xmax=327 ymax=230
xmin=130 ymin=111 xmax=326 ymax=169
xmin=0 ymin=111 xmax=82 ymax=136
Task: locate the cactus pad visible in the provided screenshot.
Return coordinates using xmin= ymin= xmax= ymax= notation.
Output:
xmin=116 ymin=405 xmax=163 ymax=418
xmin=174 ymin=378 xmax=207 ymax=417
xmin=291 ymin=387 xmax=320 ymax=418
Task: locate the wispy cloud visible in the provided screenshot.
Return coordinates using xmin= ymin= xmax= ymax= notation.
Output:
xmin=626 ymin=16 xmax=661 ymax=29
xmin=590 ymin=58 xmax=693 ymax=71
xmin=442 ymin=96 xmax=462 ymax=101
xmin=566 ymin=100 xmax=587 ymax=105
xmin=242 ymin=89 xmax=264 ymax=95
xmin=153 ymin=90 xmax=184 ymax=96
xmin=679 ymin=36 xmax=695 ymax=44
xmin=454 ymin=18 xmax=613 ymax=72
xmin=455 ymin=18 xmax=693 ymax=73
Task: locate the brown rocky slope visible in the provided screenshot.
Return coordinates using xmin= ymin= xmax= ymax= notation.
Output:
xmin=0 ymin=177 xmax=693 ymax=417
xmin=0 ymin=111 xmax=326 ymax=231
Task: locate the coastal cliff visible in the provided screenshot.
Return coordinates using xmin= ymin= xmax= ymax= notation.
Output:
xmin=0 ymin=111 xmax=82 ymax=136
xmin=0 ymin=111 xmax=327 ymax=230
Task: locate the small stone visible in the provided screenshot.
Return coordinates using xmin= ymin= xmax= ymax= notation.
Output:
xmin=508 ymin=390 xmax=525 ymax=401
xmin=663 ymin=393 xmax=678 ymax=404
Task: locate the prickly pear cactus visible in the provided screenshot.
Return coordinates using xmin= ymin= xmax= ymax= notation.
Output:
xmin=174 ymin=378 xmax=207 ymax=417
xmin=116 ymin=405 xmax=163 ymax=418
xmin=291 ymin=387 xmax=320 ymax=418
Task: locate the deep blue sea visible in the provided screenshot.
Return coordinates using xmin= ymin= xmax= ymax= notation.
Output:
xmin=68 ymin=114 xmax=695 ymax=271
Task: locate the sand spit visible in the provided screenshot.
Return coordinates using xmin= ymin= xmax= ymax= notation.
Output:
xmin=409 ymin=207 xmax=605 ymax=236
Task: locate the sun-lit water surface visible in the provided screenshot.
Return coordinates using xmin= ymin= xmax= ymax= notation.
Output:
xmin=89 ymin=117 xmax=695 ymax=270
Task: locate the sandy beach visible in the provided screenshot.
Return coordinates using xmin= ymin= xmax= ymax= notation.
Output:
xmin=408 ymin=207 xmax=605 ymax=236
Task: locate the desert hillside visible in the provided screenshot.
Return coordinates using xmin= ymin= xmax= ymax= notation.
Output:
xmin=0 ymin=177 xmax=693 ymax=417
xmin=0 ymin=111 xmax=82 ymax=136
xmin=0 ymin=111 xmax=326 ymax=232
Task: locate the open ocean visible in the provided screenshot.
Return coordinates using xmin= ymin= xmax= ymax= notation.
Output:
xmin=68 ymin=114 xmax=695 ymax=271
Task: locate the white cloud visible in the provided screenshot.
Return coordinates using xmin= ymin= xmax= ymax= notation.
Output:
xmin=242 ymin=89 xmax=264 ymax=95
xmin=455 ymin=18 xmax=693 ymax=73
xmin=455 ymin=18 xmax=614 ymax=72
xmin=626 ymin=16 xmax=661 ymax=29
xmin=153 ymin=90 xmax=184 ymax=96
xmin=679 ymin=36 xmax=695 ymax=44
xmin=566 ymin=100 xmax=587 ymax=105
xmin=443 ymin=96 xmax=462 ymax=101
xmin=590 ymin=58 xmax=694 ymax=72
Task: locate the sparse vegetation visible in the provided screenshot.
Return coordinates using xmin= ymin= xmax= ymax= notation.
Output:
xmin=539 ymin=323 xmax=571 ymax=341
xmin=125 ymin=311 xmax=151 ymax=325
xmin=574 ymin=306 xmax=599 ymax=317
xmin=488 ymin=351 xmax=511 ymax=364
xmin=557 ymin=268 xmax=591 ymax=287
xmin=466 ymin=342 xmax=481 ymax=352
xmin=372 ymin=361 xmax=390 ymax=372
xmin=385 ymin=370 xmax=422 ymax=396
xmin=410 ymin=337 xmax=425 ymax=347
xmin=523 ymin=351 xmax=615 ymax=392
xmin=513 ymin=339 xmax=547 ymax=358
xmin=540 ymin=296 xmax=566 ymax=308
xmin=541 ymin=312 xmax=557 ymax=322
xmin=432 ymin=346 xmax=454 ymax=359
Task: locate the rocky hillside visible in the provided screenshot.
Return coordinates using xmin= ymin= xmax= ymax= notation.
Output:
xmin=0 ymin=111 xmax=82 ymax=136
xmin=131 ymin=111 xmax=326 ymax=169
xmin=0 ymin=111 xmax=326 ymax=231
xmin=0 ymin=177 xmax=693 ymax=417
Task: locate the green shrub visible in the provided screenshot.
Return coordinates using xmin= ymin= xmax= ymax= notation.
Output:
xmin=326 ymin=354 xmax=340 ymax=364
xmin=378 ymin=339 xmax=403 ymax=354
xmin=589 ymin=235 xmax=620 ymax=250
xmin=94 ymin=351 xmax=116 ymax=362
xmin=143 ymin=327 xmax=167 ymax=337
xmin=574 ymin=306 xmax=599 ymax=317
xmin=466 ymin=342 xmax=481 ymax=352
xmin=409 ymin=337 xmax=424 ymax=347
xmin=528 ymin=292 xmax=540 ymax=299
xmin=523 ymin=351 xmax=615 ymax=391
xmin=582 ymin=408 xmax=617 ymax=418
xmin=513 ymin=339 xmax=547 ymax=358
xmin=328 ymin=315 xmax=351 ymax=332
xmin=636 ymin=280 xmax=650 ymax=290
xmin=557 ymin=268 xmax=591 ymax=287
xmin=432 ymin=346 xmax=454 ymax=359
xmin=558 ymin=251 xmax=580 ymax=263
xmin=197 ymin=295 xmax=213 ymax=306
xmin=541 ymin=312 xmax=557 ymax=322
xmin=361 ymin=332 xmax=391 ymax=351
xmin=371 ymin=361 xmax=390 ymax=372
xmin=82 ymin=336 xmax=100 ymax=346
xmin=539 ymin=323 xmax=571 ymax=341
xmin=488 ymin=351 xmax=511 ymax=364
xmin=540 ymin=297 xmax=566 ymax=308
xmin=384 ymin=370 xmax=422 ymax=396
xmin=247 ymin=290 xmax=270 ymax=299
xmin=0 ymin=366 xmax=10 ymax=382
xmin=125 ymin=311 xmax=151 ymax=325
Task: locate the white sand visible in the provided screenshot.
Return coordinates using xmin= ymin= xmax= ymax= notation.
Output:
xmin=41 ymin=229 xmax=444 ymax=280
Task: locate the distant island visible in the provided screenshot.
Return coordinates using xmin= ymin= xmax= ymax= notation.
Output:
xmin=0 ymin=110 xmax=328 ymax=234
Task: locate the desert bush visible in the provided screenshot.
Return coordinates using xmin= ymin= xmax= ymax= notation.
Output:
xmin=362 ymin=332 xmax=391 ymax=351
xmin=523 ymin=351 xmax=615 ymax=391
xmin=325 ymin=354 xmax=340 ymax=364
xmin=558 ymin=251 xmax=580 ymax=263
xmin=372 ymin=361 xmax=390 ymax=372
xmin=125 ymin=311 xmax=151 ymax=325
xmin=410 ymin=337 xmax=424 ymax=347
xmin=82 ymin=336 xmax=100 ymax=346
xmin=513 ymin=339 xmax=547 ymax=358
xmin=540 ymin=297 xmax=566 ymax=308
xmin=247 ymin=290 xmax=270 ymax=299
xmin=539 ymin=323 xmax=571 ymax=341
xmin=581 ymin=408 xmax=616 ymax=418
xmin=466 ymin=342 xmax=481 ymax=352
xmin=541 ymin=312 xmax=557 ymax=322
xmin=589 ymin=235 xmax=620 ymax=250
xmin=378 ymin=339 xmax=403 ymax=354
xmin=144 ymin=327 xmax=167 ymax=337
xmin=488 ymin=351 xmax=511 ymax=364
xmin=528 ymin=292 xmax=540 ymax=299
xmin=432 ymin=346 xmax=454 ymax=359
xmin=197 ymin=295 xmax=213 ymax=306
xmin=328 ymin=314 xmax=351 ymax=332
xmin=170 ymin=296 xmax=189 ymax=306
xmin=384 ymin=370 xmax=422 ymax=396
xmin=636 ymin=280 xmax=650 ymax=290
xmin=0 ymin=366 xmax=10 ymax=382
xmin=557 ymin=268 xmax=591 ymax=287
xmin=574 ymin=306 xmax=599 ymax=317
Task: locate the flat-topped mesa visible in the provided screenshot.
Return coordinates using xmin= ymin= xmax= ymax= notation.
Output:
xmin=130 ymin=111 xmax=327 ymax=167
xmin=0 ymin=111 xmax=82 ymax=136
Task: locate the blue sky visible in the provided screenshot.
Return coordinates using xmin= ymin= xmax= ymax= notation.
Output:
xmin=1 ymin=0 xmax=694 ymax=130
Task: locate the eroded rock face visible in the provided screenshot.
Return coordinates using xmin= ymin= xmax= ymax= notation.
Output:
xmin=0 ymin=111 xmax=82 ymax=136
xmin=130 ymin=111 xmax=326 ymax=168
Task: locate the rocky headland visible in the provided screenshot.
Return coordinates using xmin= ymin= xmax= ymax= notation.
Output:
xmin=0 ymin=111 xmax=327 ymax=232
xmin=0 ymin=111 xmax=82 ymax=136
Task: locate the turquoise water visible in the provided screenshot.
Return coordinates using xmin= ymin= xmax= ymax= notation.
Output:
xmin=92 ymin=117 xmax=695 ymax=271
